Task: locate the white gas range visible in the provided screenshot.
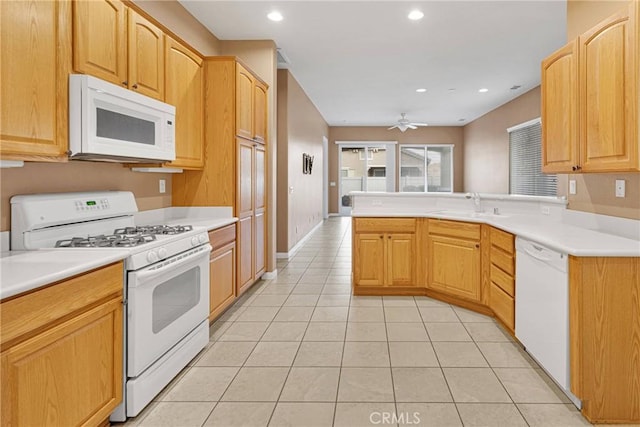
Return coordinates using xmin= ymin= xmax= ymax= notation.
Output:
xmin=11 ymin=191 xmax=211 ymax=421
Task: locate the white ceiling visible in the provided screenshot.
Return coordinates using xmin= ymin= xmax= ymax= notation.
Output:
xmin=180 ymin=1 xmax=567 ymax=127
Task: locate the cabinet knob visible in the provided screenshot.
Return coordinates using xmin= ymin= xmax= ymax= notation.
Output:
xmin=475 ymin=243 xmax=480 ymax=249
xmin=379 ymin=235 xmax=383 ymax=239
xmin=132 ymin=83 xmax=138 ymax=89
xmin=572 ymin=166 xmax=577 ymax=171
xmin=388 ymin=235 xmax=391 ymax=239
xmin=122 ymin=81 xmax=128 ymax=86
xmin=576 ymin=165 xmax=582 ymax=170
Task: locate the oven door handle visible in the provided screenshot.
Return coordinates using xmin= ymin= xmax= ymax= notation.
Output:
xmin=133 ymin=244 xmax=212 ymax=284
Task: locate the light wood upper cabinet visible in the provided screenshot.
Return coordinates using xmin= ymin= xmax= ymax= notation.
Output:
xmin=540 ymin=1 xmax=638 ymax=173
xmin=73 ymin=0 xmax=127 ymax=86
xmin=253 ymin=81 xmax=268 ymax=143
xmin=579 ymin=3 xmax=637 ymax=172
xmin=0 ymin=0 xmax=72 ymax=160
xmin=128 ymin=9 xmax=164 ymax=100
xmin=236 ymin=62 xmax=268 ymax=143
xmin=165 ymin=37 xmax=204 ymax=169
xmin=542 ymin=40 xmax=579 ymax=173
xmin=236 ymin=64 xmax=255 ymax=140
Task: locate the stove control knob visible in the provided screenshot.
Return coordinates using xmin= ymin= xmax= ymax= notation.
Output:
xmin=147 ymin=251 xmax=159 ymax=263
xmin=191 ymin=236 xmax=199 ymax=246
xmin=198 ymin=234 xmax=208 ymax=244
xmin=158 ymin=248 xmax=168 ymax=259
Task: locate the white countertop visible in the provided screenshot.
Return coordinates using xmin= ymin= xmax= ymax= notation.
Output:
xmin=355 ymin=210 xmax=640 ymax=256
xmin=0 ymin=249 xmax=129 ymax=300
xmin=1 ymin=206 xmax=237 ymax=300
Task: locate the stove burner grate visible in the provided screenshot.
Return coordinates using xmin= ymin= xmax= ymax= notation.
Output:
xmin=55 ymin=233 xmax=156 ymax=248
xmin=114 ymin=225 xmax=194 ymax=236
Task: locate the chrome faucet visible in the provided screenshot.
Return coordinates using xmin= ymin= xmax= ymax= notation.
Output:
xmin=465 ymin=192 xmax=482 ymax=213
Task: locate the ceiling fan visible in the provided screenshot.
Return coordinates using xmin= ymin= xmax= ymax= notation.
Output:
xmin=388 ymin=113 xmax=429 ymax=132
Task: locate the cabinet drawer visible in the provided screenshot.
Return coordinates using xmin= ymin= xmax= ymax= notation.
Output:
xmin=428 ymin=219 xmax=480 ymax=240
xmin=354 ymin=218 xmax=416 ymax=233
xmin=1 ymin=262 xmax=123 ymax=349
xmin=490 ymin=281 xmax=514 ymax=331
xmin=490 ymin=264 xmax=515 ymax=297
xmin=209 ymin=224 xmax=237 ymax=250
xmin=491 ymin=246 xmax=515 ymax=276
xmin=490 ymin=227 xmax=514 ymax=254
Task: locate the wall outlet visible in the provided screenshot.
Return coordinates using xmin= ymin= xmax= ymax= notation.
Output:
xmin=615 ymin=179 xmax=625 ymax=198
xmin=541 ymin=206 xmax=550 ymax=215
xmin=569 ymin=180 xmax=576 ymax=195
xmin=330 ymin=181 xmax=336 ymax=187
xmin=159 ymin=179 xmax=166 ymax=194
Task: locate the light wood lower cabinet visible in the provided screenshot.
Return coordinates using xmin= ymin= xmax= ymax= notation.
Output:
xmin=209 ymin=225 xmax=237 ymax=321
xmin=569 ymin=256 xmax=640 ymax=424
xmin=427 ymin=220 xmax=481 ymax=302
xmin=1 ymin=262 xmax=123 ymax=427
xmin=488 ymin=227 xmax=515 ymax=332
xmin=352 ymin=218 xmax=416 ymax=289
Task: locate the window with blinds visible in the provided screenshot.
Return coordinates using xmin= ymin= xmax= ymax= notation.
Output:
xmin=509 ymin=120 xmax=557 ymax=196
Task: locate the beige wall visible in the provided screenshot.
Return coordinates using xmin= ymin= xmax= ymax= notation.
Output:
xmin=328 ymin=127 xmax=464 ymax=214
xmin=0 ymin=0 xmax=220 ymax=232
xmin=463 ymin=87 xmax=541 ymax=193
xmin=219 ymin=40 xmax=279 ymax=270
xmin=563 ymin=0 xmax=640 ymax=220
xmin=277 ymin=70 xmax=329 ymax=252
xmin=0 ymin=163 xmax=171 ymax=231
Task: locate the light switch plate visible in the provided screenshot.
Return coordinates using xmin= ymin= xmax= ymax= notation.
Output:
xmin=569 ymin=180 xmax=576 ymax=195
xmin=159 ymin=179 xmax=166 ymax=194
xmin=330 ymin=182 xmax=336 ymax=187
xmin=615 ymin=179 xmax=625 ymax=198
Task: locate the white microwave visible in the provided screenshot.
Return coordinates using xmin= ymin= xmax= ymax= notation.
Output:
xmin=69 ymin=74 xmax=176 ymax=163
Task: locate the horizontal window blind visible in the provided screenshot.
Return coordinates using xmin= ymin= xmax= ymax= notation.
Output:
xmin=509 ymin=121 xmax=557 ymax=196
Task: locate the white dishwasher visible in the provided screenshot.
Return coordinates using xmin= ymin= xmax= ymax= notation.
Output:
xmin=515 ymin=237 xmax=581 ymax=407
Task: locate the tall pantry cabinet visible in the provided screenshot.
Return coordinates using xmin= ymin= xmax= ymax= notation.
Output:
xmin=173 ymin=57 xmax=268 ymax=295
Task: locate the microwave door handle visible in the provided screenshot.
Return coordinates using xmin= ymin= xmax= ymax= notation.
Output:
xmin=133 ymin=244 xmax=212 ymax=284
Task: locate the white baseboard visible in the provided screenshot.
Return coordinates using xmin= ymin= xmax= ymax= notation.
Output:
xmin=328 ymin=213 xmax=343 ymax=217
xmin=276 ymin=220 xmax=324 ymax=260
xmin=262 ymin=269 xmax=278 ymax=280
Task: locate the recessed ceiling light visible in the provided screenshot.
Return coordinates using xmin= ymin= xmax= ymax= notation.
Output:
xmin=479 ymin=88 xmax=489 ymax=93
xmin=448 ymin=88 xmax=456 ymax=92
xmin=267 ymin=11 xmax=283 ymax=22
xmin=408 ymin=10 xmax=424 ymax=20
xmin=416 ymin=88 xmax=427 ymax=93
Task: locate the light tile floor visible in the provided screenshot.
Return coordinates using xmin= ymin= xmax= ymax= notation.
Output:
xmin=121 ymin=217 xmax=593 ymax=427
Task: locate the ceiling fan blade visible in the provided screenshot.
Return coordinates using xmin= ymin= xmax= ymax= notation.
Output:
xmin=388 ymin=125 xmax=399 ymax=130
xmin=407 ymin=124 xmax=418 ymax=129
xmin=411 ymin=123 xmax=429 ymax=126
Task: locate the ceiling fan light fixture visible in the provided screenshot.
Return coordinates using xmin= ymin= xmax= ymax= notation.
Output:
xmin=408 ymin=10 xmax=424 ymax=21
xmin=267 ymin=11 xmax=283 ymax=22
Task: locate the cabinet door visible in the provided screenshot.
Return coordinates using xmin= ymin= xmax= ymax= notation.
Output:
xmin=1 ymin=298 xmax=122 ymax=427
xmin=387 ymin=234 xmax=416 ymax=286
xmin=237 ymin=139 xmax=254 ymax=216
xmin=253 ymin=81 xmax=268 ymax=143
xmin=73 ymin=0 xmax=126 ymax=86
xmin=254 ymin=143 xmax=266 ymax=211
xmin=165 ymin=37 xmax=204 ymax=169
xmin=0 ymin=0 xmax=71 ymax=159
xmin=541 ymin=40 xmax=579 ymax=173
xmin=209 ymin=243 xmax=236 ymax=321
xmin=428 ymin=235 xmax=481 ymax=301
xmin=579 ymin=5 xmax=638 ymax=172
xmin=354 ymin=234 xmax=386 ymax=287
xmin=236 ymin=63 xmax=254 ymax=140
xmin=254 ymin=211 xmax=266 ymax=278
xmin=237 ymin=216 xmax=254 ymax=295
xmin=128 ymin=9 xmax=164 ymax=101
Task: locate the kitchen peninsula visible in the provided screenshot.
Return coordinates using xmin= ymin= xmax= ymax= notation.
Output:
xmin=350 ymin=191 xmax=640 ymax=424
